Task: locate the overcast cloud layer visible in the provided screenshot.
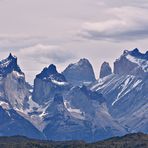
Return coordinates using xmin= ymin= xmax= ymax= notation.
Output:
xmin=0 ymin=0 xmax=148 ymax=83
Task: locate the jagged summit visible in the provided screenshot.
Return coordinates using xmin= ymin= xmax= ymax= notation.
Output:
xmin=0 ymin=53 xmax=22 ymax=77
xmin=48 ymin=64 xmax=57 ymax=73
xmin=114 ymin=48 xmax=148 ymax=77
xmin=0 ymin=53 xmax=16 ymax=67
xmin=62 ymin=58 xmax=96 ymax=85
xmin=99 ymin=62 xmax=112 ymax=78
xmin=36 ymin=64 xmax=66 ymax=82
xmin=78 ymin=58 xmax=91 ymax=65
xmin=123 ymin=48 xmax=148 ymax=60
xmin=68 ymin=58 xmax=92 ymax=68
xmin=36 ymin=64 xmax=57 ymax=79
xmin=33 ymin=64 xmax=68 ymax=104
xmin=8 ymin=53 xmax=14 ymax=59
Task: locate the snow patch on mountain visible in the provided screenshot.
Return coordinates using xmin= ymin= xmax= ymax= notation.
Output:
xmin=126 ymin=54 xmax=148 ymax=72
xmin=51 ymin=79 xmax=68 ymax=86
xmin=64 ymin=100 xmax=85 ymax=120
xmin=0 ymin=101 xmax=10 ymax=110
xmin=112 ymin=75 xmax=135 ymax=106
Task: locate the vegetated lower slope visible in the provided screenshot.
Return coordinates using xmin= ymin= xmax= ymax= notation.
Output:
xmin=0 ymin=133 xmax=147 ymax=148
xmin=91 ymin=133 xmax=148 ymax=148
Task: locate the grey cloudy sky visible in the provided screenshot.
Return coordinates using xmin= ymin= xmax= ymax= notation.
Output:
xmin=0 ymin=0 xmax=148 ymax=83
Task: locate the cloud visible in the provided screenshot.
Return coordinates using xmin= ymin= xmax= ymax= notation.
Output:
xmin=101 ymin=0 xmax=148 ymax=8
xmin=8 ymin=43 xmax=77 ymax=83
xmin=0 ymin=35 xmax=57 ymax=50
xmin=0 ymin=0 xmax=148 ymax=83
xmin=16 ymin=44 xmax=76 ymax=64
xmin=80 ymin=6 xmax=148 ymax=41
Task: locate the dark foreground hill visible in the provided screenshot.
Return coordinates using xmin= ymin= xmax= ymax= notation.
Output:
xmin=0 ymin=133 xmax=147 ymax=148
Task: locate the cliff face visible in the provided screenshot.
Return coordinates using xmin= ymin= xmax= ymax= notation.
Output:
xmin=32 ymin=64 xmax=69 ymax=105
xmin=0 ymin=54 xmax=43 ymax=139
xmin=114 ymin=49 xmax=148 ymax=78
xmin=0 ymin=53 xmax=30 ymax=110
xmin=99 ymin=62 xmax=112 ymax=78
xmin=62 ymin=58 xmax=96 ymax=86
xmin=91 ymin=49 xmax=148 ymax=135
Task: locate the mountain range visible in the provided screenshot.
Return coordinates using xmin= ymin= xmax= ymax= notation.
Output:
xmin=0 ymin=49 xmax=147 ymax=142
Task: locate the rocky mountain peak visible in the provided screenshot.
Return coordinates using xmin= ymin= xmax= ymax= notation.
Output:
xmin=36 ymin=64 xmax=57 ymax=79
xmin=99 ymin=62 xmax=112 ymax=78
xmin=32 ymin=64 xmax=68 ymax=104
xmin=8 ymin=53 xmax=15 ymax=59
xmin=114 ymin=49 xmax=148 ymax=77
xmin=0 ymin=53 xmax=22 ymax=77
xmin=78 ymin=58 xmax=90 ymax=65
xmin=47 ymin=64 xmax=57 ymax=74
xmin=129 ymin=48 xmax=148 ymax=60
xmin=36 ymin=64 xmax=66 ymax=82
xmin=122 ymin=48 xmax=148 ymax=60
xmin=62 ymin=58 xmax=96 ymax=85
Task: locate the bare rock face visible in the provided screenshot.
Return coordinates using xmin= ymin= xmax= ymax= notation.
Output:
xmin=91 ymin=49 xmax=148 ymax=135
xmin=43 ymin=85 xmax=126 ymax=142
xmin=0 ymin=54 xmax=44 ymax=139
xmin=32 ymin=64 xmax=69 ymax=105
xmin=0 ymin=53 xmax=22 ymax=77
xmin=0 ymin=106 xmax=43 ymax=139
xmin=62 ymin=58 xmax=96 ymax=86
xmin=99 ymin=62 xmax=112 ymax=78
xmin=114 ymin=48 xmax=148 ymax=78
xmin=0 ymin=53 xmax=30 ymax=110
xmin=4 ymin=71 xmax=30 ymax=110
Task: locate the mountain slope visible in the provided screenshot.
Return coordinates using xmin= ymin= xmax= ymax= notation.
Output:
xmin=31 ymin=62 xmax=126 ymax=141
xmin=91 ymin=49 xmax=148 ymax=134
xmin=114 ymin=48 xmax=148 ymax=78
xmin=0 ymin=106 xmax=43 ymax=139
xmin=0 ymin=54 xmax=44 ymax=139
xmin=32 ymin=64 xmax=69 ymax=105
